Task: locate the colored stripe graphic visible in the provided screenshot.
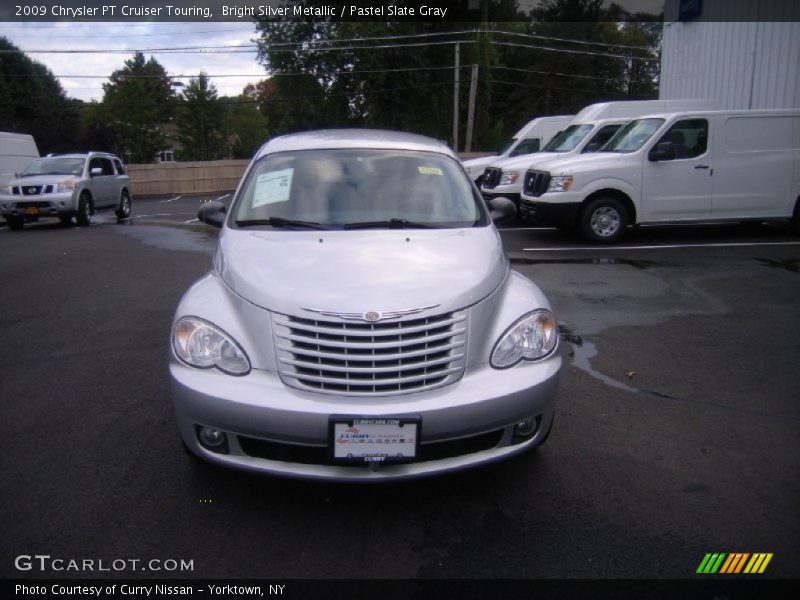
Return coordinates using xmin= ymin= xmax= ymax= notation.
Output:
xmin=698 ymin=553 xmax=773 ymax=574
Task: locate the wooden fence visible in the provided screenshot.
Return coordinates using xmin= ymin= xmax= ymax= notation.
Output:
xmin=127 ymin=153 xmax=495 ymax=197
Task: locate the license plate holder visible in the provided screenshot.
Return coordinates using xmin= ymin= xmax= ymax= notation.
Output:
xmin=330 ymin=416 xmax=420 ymax=464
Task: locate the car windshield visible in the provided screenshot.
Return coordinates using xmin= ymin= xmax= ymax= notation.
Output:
xmin=232 ymin=149 xmax=489 ymax=230
xmin=541 ymin=124 xmax=593 ymax=152
xmin=19 ymin=157 xmax=84 ymax=177
xmin=603 ymin=118 xmax=665 ymax=153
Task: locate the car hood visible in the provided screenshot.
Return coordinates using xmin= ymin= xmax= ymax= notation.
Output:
xmin=486 ymin=152 xmax=565 ymax=172
xmin=6 ymin=174 xmax=77 ymax=186
xmin=538 ymin=152 xmax=626 ymax=175
xmin=216 ymin=226 xmax=508 ymax=318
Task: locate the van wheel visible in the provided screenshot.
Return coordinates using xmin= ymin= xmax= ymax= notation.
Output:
xmin=580 ymin=197 xmax=628 ymax=243
xmin=76 ymin=193 xmax=92 ymax=227
xmin=7 ymin=216 xmax=24 ymax=231
xmin=115 ymin=190 xmax=131 ymax=222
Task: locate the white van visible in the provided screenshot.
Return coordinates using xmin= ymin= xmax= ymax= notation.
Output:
xmin=480 ymin=100 xmax=718 ymax=204
xmin=518 ymin=109 xmax=800 ymax=242
xmin=0 ymin=132 xmax=39 ymax=181
xmin=462 ymin=115 xmax=573 ymax=184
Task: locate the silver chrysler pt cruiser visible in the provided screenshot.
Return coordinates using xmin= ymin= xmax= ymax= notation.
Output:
xmin=170 ymin=129 xmax=561 ymax=480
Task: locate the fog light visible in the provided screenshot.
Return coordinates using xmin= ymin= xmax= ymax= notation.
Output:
xmin=198 ymin=426 xmax=228 ymax=453
xmin=514 ymin=416 xmax=539 ymax=438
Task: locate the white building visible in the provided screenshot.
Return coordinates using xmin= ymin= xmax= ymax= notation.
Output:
xmin=660 ymin=0 xmax=800 ymax=109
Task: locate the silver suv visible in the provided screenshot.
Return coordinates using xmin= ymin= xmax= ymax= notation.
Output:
xmin=0 ymin=152 xmax=132 ymax=230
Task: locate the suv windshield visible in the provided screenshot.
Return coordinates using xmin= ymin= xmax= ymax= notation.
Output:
xmin=232 ymin=149 xmax=489 ymax=229
xmin=604 ymin=118 xmax=665 ymax=153
xmin=541 ymin=124 xmax=593 ymax=152
xmin=19 ymin=157 xmax=85 ymax=177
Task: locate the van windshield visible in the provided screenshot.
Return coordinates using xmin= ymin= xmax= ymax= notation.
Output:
xmin=604 ymin=118 xmax=665 ymax=153
xmin=497 ymin=138 xmax=518 ymax=155
xmin=541 ymin=124 xmax=593 ymax=152
xmin=19 ymin=157 xmax=85 ymax=177
xmin=232 ymin=149 xmax=489 ymax=230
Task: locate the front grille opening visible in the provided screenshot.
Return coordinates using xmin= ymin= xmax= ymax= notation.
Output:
xmin=237 ymin=428 xmax=504 ymax=467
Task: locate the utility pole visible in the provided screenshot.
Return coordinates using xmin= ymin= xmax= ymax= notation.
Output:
xmin=453 ymin=43 xmax=460 ymax=152
xmin=465 ymin=64 xmax=479 ymax=153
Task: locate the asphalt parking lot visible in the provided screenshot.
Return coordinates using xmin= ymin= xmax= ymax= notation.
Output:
xmin=1 ymin=195 xmax=798 ymax=585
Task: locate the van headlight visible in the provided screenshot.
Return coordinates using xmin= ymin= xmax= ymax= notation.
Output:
xmin=498 ymin=170 xmax=520 ymax=185
xmin=172 ymin=317 xmax=250 ymax=375
xmin=547 ymin=175 xmax=573 ymax=192
xmin=490 ymin=310 xmax=558 ymax=368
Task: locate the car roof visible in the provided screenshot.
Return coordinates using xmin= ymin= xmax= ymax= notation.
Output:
xmin=42 ymin=152 xmax=120 ymax=159
xmin=255 ymin=129 xmax=456 ymax=160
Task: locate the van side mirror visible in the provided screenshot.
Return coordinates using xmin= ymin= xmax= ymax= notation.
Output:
xmin=198 ymin=201 xmax=227 ymax=228
xmin=648 ymin=142 xmax=675 ymax=162
xmin=486 ymin=196 xmax=517 ymax=224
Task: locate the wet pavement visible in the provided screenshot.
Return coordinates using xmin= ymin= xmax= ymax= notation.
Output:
xmin=1 ymin=196 xmax=798 ymax=583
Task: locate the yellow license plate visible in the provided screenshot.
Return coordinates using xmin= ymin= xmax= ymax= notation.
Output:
xmin=25 ymin=207 xmax=39 ymax=216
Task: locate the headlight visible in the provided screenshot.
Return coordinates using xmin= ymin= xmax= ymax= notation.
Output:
xmin=57 ymin=179 xmax=78 ymax=193
xmin=172 ymin=317 xmax=250 ymax=375
xmin=498 ymin=170 xmax=520 ymax=186
xmin=547 ymin=175 xmax=573 ymax=193
xmin=490 ymin=309 xmax=558 ymax=369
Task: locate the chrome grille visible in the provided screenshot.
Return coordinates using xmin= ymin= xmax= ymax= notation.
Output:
xmin=523 ymin=170 xmax=551 ymax=197
xmin=482 ymin=167 xmax=502 ymax=189
xmin=273 ymin=310 xmax=468 ymax=395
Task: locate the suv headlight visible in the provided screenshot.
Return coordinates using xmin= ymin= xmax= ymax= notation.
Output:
xmin=172 ymin=317 xmax=250 ymax=375
xmin=490 ymin=309 xmax=558 ymax=369
xmin=547 ymin=175 xmax=573 ymax=192
xmin=57 ymin=179 xmax=78 ymax=193
xmin=498 ymin=170 xmax=520 ymax=186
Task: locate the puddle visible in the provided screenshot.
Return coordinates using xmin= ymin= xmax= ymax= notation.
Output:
xmin=511 ymin=257 xmax=665 ymax=270
xmin=116 ymin=223 xmax=218 ymax=254
xmin=571 ymin=339 xmax=638 ymax=393
xmin=758 ymin=258 xmax=799 ymax=273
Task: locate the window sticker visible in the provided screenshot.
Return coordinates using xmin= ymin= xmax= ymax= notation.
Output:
xmin=418 ymin=166 xmax=443 ymax=176
xmin=252 ymin=168 xmax=294 ymax=207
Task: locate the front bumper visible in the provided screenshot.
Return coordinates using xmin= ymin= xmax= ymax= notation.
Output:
xmin=170 ymin=352 xmax=561 ymax=481
xmin=0 ymin=192 xmax=76 ymax=218
xmin=519 ymin=198 xmax=582 ymax=227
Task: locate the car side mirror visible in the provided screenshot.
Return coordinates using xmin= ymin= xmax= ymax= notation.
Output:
xmin=487 ymin=196 xmax=517 ymax=225
xmin=90 ymin=167 xmax=104 ymax=176
xmin=198 ymin=201 xmax=227 ymax=228
xmin=648 ymin=141 xmax=675 ymax=162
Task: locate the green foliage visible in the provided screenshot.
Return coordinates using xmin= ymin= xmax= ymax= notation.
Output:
xmin=174 ymin=73 xmax=227 ymax=161
xmin=222 ymin=93 xmax=269 ymax=160
xmin=102 ymin=52 xmax=175 ymax=163
xmin=0 ymin=36 xmax=80 ymax=154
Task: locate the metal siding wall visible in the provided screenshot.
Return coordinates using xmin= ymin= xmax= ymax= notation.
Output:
xmin=661 ymin=20 xmax=800 ymax=109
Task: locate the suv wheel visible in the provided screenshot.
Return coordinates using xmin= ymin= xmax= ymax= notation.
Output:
xmin=580 ymin=197 xmax=629 ymax=243
xmin=7 ymin=215 xmax=24 ymax=231
xmin=76 ymin=193 xmax=92 ymax=227
xmin=115 ymin=190 xmax=131 ymax=222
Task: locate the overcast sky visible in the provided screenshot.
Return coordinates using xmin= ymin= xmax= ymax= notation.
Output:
xmin=0 ymin=0 xmax=664 ymax=102
xmin=1 ymin=21 xmax=264 ymax=102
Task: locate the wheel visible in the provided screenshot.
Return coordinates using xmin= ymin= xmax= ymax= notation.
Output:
xmin=115 ymin=190 xmax=131 ymax=222
xmin=76 ymin=193 xmax=92 ymax=227
xmin=580 ymin=197 xmax=629 ymax=243
xmin=6 ymin=215 xmax=24 ymax=231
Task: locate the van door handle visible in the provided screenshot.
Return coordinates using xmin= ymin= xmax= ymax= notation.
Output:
xmin=694 ymin=165 xmax=710 ymax=169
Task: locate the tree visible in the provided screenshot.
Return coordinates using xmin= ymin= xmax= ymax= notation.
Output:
xmin=102 ymin=52 xmax=175 ymax=163
xmin=175 ymin=73 xmax=227 ymax=161
xmin=0 ymin=36 xmax=80 ymax=154
xmin=223 ymin=85 xmax=269 ymax=159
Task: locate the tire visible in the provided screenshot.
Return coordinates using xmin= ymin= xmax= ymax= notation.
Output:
xmin=6 ymin=215 xmax=24 ymax=231
xmin=115 ymin=190 xmax=131 ymax=222
xmin=76 ymin=193 xmax=92 ymax=227
xmin=580 ymin=197 xmax=629 ymax=243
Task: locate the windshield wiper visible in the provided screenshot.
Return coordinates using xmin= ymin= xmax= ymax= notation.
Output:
xmin=235 ymin=217 xmax=330 ymax=230
xmin=342 ymin=218 xmax=437 ymax=230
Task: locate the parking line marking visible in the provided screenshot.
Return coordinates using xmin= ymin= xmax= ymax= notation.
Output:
xmin=522 ymin=241 xmax=800 ymax=251
xmin=159 ymin=196 xmax=183 ymax=203
xmin=215 ymin=194 xmax=230 ymax=201
xmin=182 ymin=218 xmax=199 ymax=224
xmin=129 ymin=213 xmax=173 ymax=219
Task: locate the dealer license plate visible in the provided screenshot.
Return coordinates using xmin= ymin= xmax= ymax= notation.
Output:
xmin=330 ymin=417 xmax=420 ymax=463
